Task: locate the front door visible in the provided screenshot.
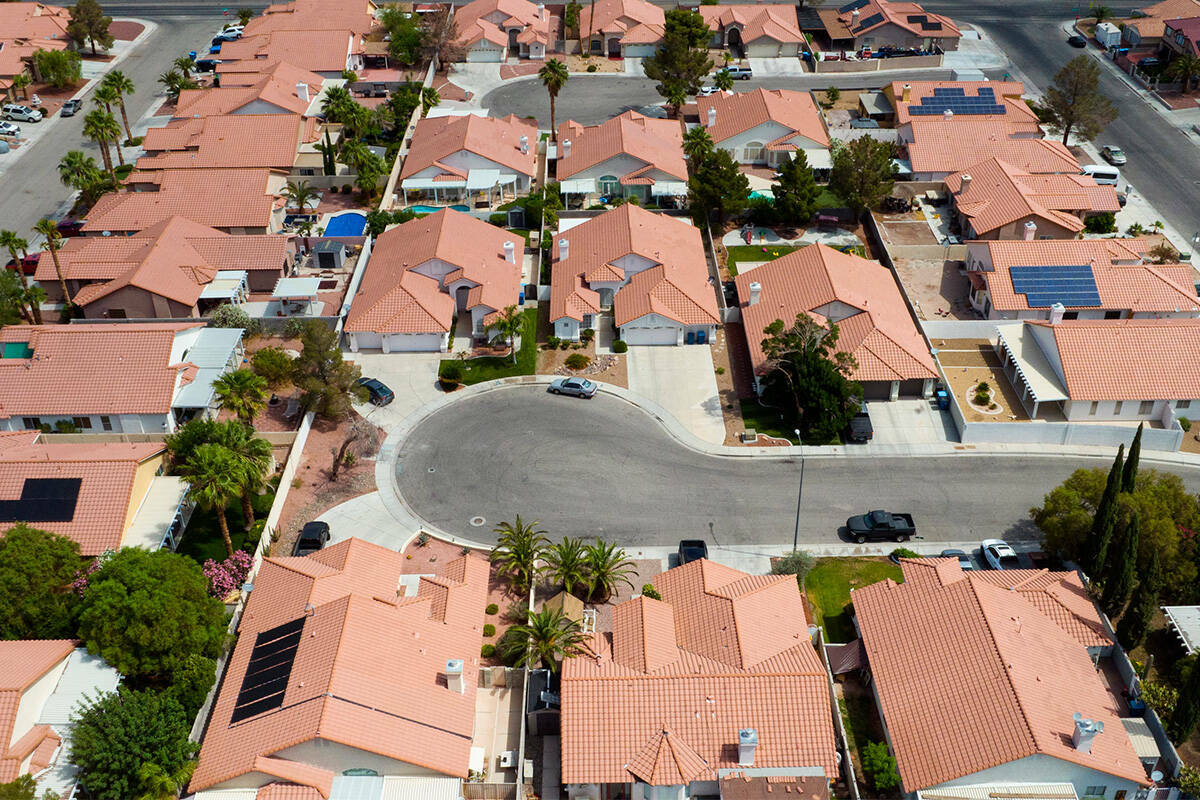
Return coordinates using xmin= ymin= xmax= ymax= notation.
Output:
xmin=598 ymin=288 xmax=614 ymax=309
xmin=507 ymin=28 xmax=519 ymax=55
xmin=607 ymin=37 xmax=620 ymax=57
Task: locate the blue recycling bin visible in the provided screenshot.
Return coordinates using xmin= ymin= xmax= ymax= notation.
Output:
xmin=935 ymin=388 xmax=949 ymax=410
xmin=686 ymin=331 xmax=696 ymax=345
xmin=697 ymin=329 xmax=707 ymax=344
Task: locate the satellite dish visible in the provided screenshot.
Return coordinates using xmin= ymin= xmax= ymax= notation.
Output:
xmin=1151 ymin=770 xmax=1163 ymax=782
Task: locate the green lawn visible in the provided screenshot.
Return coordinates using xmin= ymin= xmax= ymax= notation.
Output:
xmin=440 ymin=307 xmax=538 ymax=385
xmin=509 ymin=228 xmax=531 ymax=246
xmin=806 ymin=557 xmax=902 ymax=642
xmin=738 ymin=399 xmax=797 ymax=443
xmin=177 ymin=481 xmax=277 ymax=564
xmin=725 ymin=244 xmax=801 ymax=276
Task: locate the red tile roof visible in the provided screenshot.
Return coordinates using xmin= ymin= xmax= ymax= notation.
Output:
xmin=217 ymin=29 xmax=353 ymax=74
xmin=906 ymin=119 xmax=1079 ymax=176
xmin=137 ymin=114 xmax=303 ymax=171
xmin=890 ymin=81 xmax=1030 ymax=127
xmin=557 ymin=111 xmax=687 ymax=184
xmin=836 ymin=0 xmax=960 ymax=41
xmin=0 ymin=639 xmax=75 ymax=783
xmin=1166 ymin=15 xmax=1200 ymax=53
xmin=247 ymin=0 xmax=376 ymax=36
xmin=561 ymin=559 xmax=837 ymax=786
xmin=698 ymin=4 xmax=804 ymax=44
xmin=455 ymin=0 xmax=551 ymax=49
xmin=735 ymin=244 xmax=936 ymax=383
xmin=175 ymin=63 xmax=325 ymax=117
xmin=854 ymin=570 xmax=1147 ymax=792
xmin=192 ymin=540 xmax=490 ymax=794
xmin=400 ymin=114 xmax=538 ymax=181
xmin=0 ymin=3 xmax=70 ymax=79
xmin=82 ymin=168 xmax=282 ymax=233
xmin=697 ymin=89 xmax=829 ymax=149
xmin=0 ymin=432 xmax=164 ymax=555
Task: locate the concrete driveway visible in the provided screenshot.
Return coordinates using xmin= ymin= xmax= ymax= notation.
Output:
xmin=626 ymin=346 xmax=725 ymax=445
xmin=863 ymin=399 xmax=957 ymax=446
xmin=345 ymin=351 xmax=445 ymax=431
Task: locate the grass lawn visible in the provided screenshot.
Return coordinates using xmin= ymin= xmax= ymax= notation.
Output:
xmin=738 ymin=399 xmax=797 ymax=442
xmin=440 ymin=307 xmax=538 ymax=385
xmin=178 ymin=481 xmax=277 ymax=564
xmin=806 ymin=557 xmax=901 ymax=642
xmin=510 ymin=227 xmax=531 ymax=246
xmin=725 ymin=244 xmax=801 ymax=276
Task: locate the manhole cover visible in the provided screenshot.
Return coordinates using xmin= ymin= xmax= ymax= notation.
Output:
xmin=469 ymin=516 xmax=486 ymax=527
xmin=427 ymin=467 xmax=436 ymax=473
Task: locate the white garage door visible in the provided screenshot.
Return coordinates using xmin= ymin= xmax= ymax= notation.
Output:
xmin=623 ymin=44 xmax=656 ymax=58
xmin=384 ymin=333 xmax=444 ymax=351
xmin=466 ymin=47 xmax=502 ymax=63
xmin=351 ymin=332 xmax=382 ymax=350
xmin=622 ymin=325 xmax=679 ymax=345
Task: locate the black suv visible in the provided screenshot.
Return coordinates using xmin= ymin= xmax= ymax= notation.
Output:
xmin=293 ymin=521 xmax=330 ymax=556
xmin=678 ymin=540 xmax=708 ymax=565
xmin=356 ymin=376 xmax=394 ymax=405
xmin=846 ymin=404 xmax=873 ymax=443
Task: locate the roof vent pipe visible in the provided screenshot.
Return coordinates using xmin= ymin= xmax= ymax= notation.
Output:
xmin=558 ymin=238 xmax=569 ymax=261
xmin=297 ymin=81 xmax=309 ymax=102
xmin=738 ymin=728 xmax=758 ymax=766
xmin=959 ymin=173 xmax=971 ymax=194
xmin=707 ymin=106 xmax=717 ymax=127
xmin=748 ymin=281 xmax=761 ymax=306
xmin=943 ymin=107 xmax=953 ymax=121
xmin=902 ymin=83 xmax=911 ymax=102
xmin=1024 ymin=220 xmax=1037 ymax=241
xmin=1049 ymin=302 xmax=1065 ymax=325
xmin=563 ymin=139 xmax=572 ymax=158
xmin=504 ymin=240 xmax=515 ymax=263
xmin=520 ymin=134 xmax=529 ymax=154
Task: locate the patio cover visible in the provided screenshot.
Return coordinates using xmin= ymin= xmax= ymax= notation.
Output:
xmin=805 ymin=149 xmax=833 ymax=170
xmin=466 ymin=168 xmax=502 ymax=190
xmin=1163 ymin=605 xmax=1200 ymax=655
xmin=859 ymin=90 xmax=893 ymax=116
xmin=1120 ymin=717 xmax=1163 ymax=762
xmin=402 ymin=176 xmax=465 ymax=189
xmin=918 ymin=784 xmax=1078 ymax=800
xmin=995 ymin=323 xmax=1068 ymax=403
xmin=650 ymin=180 xmax=688 ymax=196
xmin=272 ymin=276 xmax=322 ymax=299
xmin=199 ymin=270 xmax=248 ymax=300
xmin=559 ymin=178 xmax=596 ymax=194
xmin=172 ymin=327 xmax=244 ymax=409
xmin=123 ymin=476 xmax=188 ymax=551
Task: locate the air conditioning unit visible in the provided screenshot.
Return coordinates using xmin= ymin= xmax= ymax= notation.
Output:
xmin=499 ymin=750 xmax=517 ymax=769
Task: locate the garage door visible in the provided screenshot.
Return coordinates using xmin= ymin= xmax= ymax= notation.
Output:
xmin=623 ymin=44 xmax=656 ymax=58
xmin=861 ymin=380 xmax=892 ymax=400
xmin=351 ymin=332 xmax=382 ymax=351
xmin=622 ymin=325 xmax=678 ymax=345
xmin=466 ymin=47 xmax=502 ymax=63
xmin=384 ymin=333 xmax=444 ymax=351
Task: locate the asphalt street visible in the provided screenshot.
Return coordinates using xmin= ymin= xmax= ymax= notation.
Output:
xmin=394 ymin=387 xmax=1200 ymax=547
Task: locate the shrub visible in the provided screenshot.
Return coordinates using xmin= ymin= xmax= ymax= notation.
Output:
xmin=341 ymin=183 xmax=353 ymax=193
xmin=485 ymin=603 xmax=499 ymax=615
xmin=565 ymin=353 xmax=590 ymax=370
xmin=976 ymin=381 xmax=989 ymax=392
xmin=891 ymin=547 xmax=920 ymax=559
xmin=202 ymin=550 xmax=254 ymax=599
xmin=641 ymin=583 xmax=662 ymax=600
xmin=547 ymin=336 xmax=561 ymax=349
xmin=612 ymin=340 xmax=628 ymax=353
xmin=1181 ymin=416 xmax=1192 ymax=433
xmin=441 ymin=361 xmax=464 ymax=382
xmin=580 ymin=328 xmax=595 ymax=342
xmin=1140 ymin=680 xmax=1179 ymax=717
xmin=488 ymin=212 xmax=508 ymax=226
xmin=481 ymin=643 xmax=496 ymax=657
xmin=862 ymin=741 xmax=901 ymax=791
xmin=505 ymin=598 xmax=529 ymax=623
xmin=587 ymin=64 xmax=598 ymax=72
xmin=210 ymin=303 xmax=255 ymax=331
xmin=715 ymin=366 xmax=725 ymax=375
xmin=168 ymin=653 xmax=217 ymax=717
xmin=826 ymin=85 xmax=841 ymax=103
xmin=329 ymin=185 xmax=339 ymax=193
xmin=974 ymin=391 xmax=989 ymax=406
xmin=251 ymin=346 xmax=293 ymax=387
xmin=771 ymin=550 xmax=815 ymax=583
xmin=283 ymin=317 xmax=307 ymax=339
xmin=483 ymin=623 xmax=497 ymax=637
xmin=1084 ymin=212 xmax=1117 ymax=233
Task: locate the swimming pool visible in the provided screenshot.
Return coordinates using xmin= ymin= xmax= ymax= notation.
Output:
xmin=323 ymin=212 xmax=367 ymax=237
xmin=748 ymin=190 xmax=774 ymax=201
xmin=407 ymin=204 xmax=470 ymax=214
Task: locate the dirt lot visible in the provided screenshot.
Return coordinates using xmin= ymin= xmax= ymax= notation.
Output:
xmin=893 ymin=257 xmax=974 ymax=320
xmin=876 ymin=211 xmax=939 ymax=245
xmin=816 ymin=89 xmax=862 ymax=112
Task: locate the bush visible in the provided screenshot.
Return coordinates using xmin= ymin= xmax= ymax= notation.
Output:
xmin=485 ymin=603 xmax=499 ymax=615
xmin=441 ymin=361 xmax=464 ymax=382
xmin=715 ymin=366 xmax=725 ymax=375
xmin=826 ymin=85 xmax=840 ymax=103
xmin=483 ymin=623 xmax=496 ymax=637
xmin=612 ymin=340 xmax=628 ymax=353
xmin=1140 ymin=680 xmax=1179 ymax=717
xmin=558 ymin=339 xmax=570 ymax=350
xmin=862 ymin=741 xmax=901 ymax=791
xmin=641 ymin=583 xmax=662 ymax=600
xmin=341 ymin=183 xmax=354 ymax=193
xmin=580 ymin=328 xmax=595 ymax=343
xmin=488 ymin=212 xmax=508 ymax=226
xmin=1181 ymin=417 xmax=1192 ymax=433
xmin=251 ymin=346 xmax=293 ymax=388
xmin=891 ymin=547 xmax=920 ymax=559
xmin=1084 ymin=212 xmax=1117 ymax=233
xmin=546 ymin=336 xmax=561 ymax=349
xmin=565 ymin=353 xmax=590 ymax=370
xmin=497 ymin=626 xmax=527 ymax=666
xmin=974 ymin=391 xmax=990 ymax=406
xmin=976 ymin=381 xmax=989 ymax=392
xmin=481 ymin=643 xmax=496 ymax=657
xmin=771 ymin=550 xmax=815 ymax=583
xmin=167 ymin=653 xmax=216 ymax=717
xmin=202 ymin=550 xmax=254 ymax=599
xmin=505 ymin=598 xmax=529 ymax=623
xmin=747 ymin=195 xmax=777 ymax=226
xmin=329 ymin=185 xmax=339 ymax=193
xmin=587 ymin=64 xmax=598 ymax=72
xmin=210 ymin=303 xmax=256 ymax=331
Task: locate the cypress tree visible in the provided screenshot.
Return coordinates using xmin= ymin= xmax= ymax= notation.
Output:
xmin=1122 ymin=423 xmax=1143 ymax=493
xmin=1116 ymin=547 xmax=1159 ymax=650
xmin=1170 ymin=657 xmax=1200 ymax=744
xmin=1088 ymin=443 xmax=1123 ymax=577
xmin=1101 ymin=512 xmax=1138 ymax=618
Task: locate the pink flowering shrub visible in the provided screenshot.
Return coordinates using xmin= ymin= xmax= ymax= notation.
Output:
xmin=71 ymin=550 xmax=114 ymax=596
xmin=203 ymin=550 xmax=254 ymax=599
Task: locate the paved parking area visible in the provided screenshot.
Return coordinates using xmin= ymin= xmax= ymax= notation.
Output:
xmin=862 ymin=399 xmax=957 ymax=446
xmin=345 ymin=351 xmax=445 ymax=431
xmin=626 ymin=346 xmax=725 ymax=445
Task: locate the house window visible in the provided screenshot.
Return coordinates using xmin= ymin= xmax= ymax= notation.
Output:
xmin=71 ymin=417 xmax=92 ymax=429
xmin=1083 ymin=787 xmax=1107 ymax=799
xmin=21 ymin=417 xmax=42 ymax=430
xmin=1104 ymin=310 xmax=1121 ymax=319
xmin=1089 ymin=401 xmax=1098 ymax=416
xmin=597 ymin=175 xmax=619 ymax=197
xmin=1114 ymin=401 xmax=1124 ymax=414
xmin=100 ymin=415 xmax=113 ymax=431
xmin=1178 ymin=400 xmax=1191 ymax=409
xmin=1139 ymin=400 xmax=1154 ymax=415
xmin=742 ymin=141 xmax=765 ymax=162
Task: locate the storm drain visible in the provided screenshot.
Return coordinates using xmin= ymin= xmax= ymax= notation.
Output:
xmin=469 ymin=516 xmax=486 ymax=527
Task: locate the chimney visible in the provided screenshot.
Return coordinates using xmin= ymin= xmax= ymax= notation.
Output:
xmin=1024 ymin=220 xmax=1037 ymax=241
xmin=738 ymin=728 xmax=758 ymax=766
xmin=943 ymin=107 xmax=953 ymax=121
xmin=958 ymin=173 xmax=971 ymax=194
xmin=1049 ymin=302 xmax=1065 ymax=325
xmin=504 ymin=240 xmax=515 ymax=263
xmin=562 ymin=138 xmax=572 ymax=158
xmin=851 ymin=8 xmax=860 ymax=24
xmin=558 ymin=238 xmax=569 ymax=261
xmin=748 ymin=281 xmax=761 ymax=306
xmin=902 ymin=83 xmax=911 ymax=102
xmin=1072 ymin=713 xmax=1104 ymax=753
xmin=296 ymin=81 xmax=309 ymax=102
xmin=446 ymin=659 xmax=465 ymax=693
xmin=520 ymin=134 xmax=529 ymax=154
xmin=538 ymin=1 xmax=545 ymax=18
xmin=707 ymin=106 xmax=717 ymax=127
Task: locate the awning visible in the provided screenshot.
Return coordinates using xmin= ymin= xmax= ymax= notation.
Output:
xmin=124 ymin=476 xmax=188 ymax=551
xmin=995 ymin=323 xmax=1069 ymax=402
xmin=559 ymin=178 xmax=596 ymax=194
xmin=200 ymin=270 xmax=247 ymax=299
xmin=650 ymin=181 xmax=688 ymax=196
xmin=402 ymin=177 xmax=464 ymax=189
xmin=805 ymin=149 xmax=833 ymax=170
xmin=466 ymin=168 xmax=502 ymax=190
xmin=273 ymin=276 xmax=322 ymax=299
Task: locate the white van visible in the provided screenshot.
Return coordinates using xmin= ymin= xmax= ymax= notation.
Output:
xmin=1082 ymin=164 xmax=1121 ymax=186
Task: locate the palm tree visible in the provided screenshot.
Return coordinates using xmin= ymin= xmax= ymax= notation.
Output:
xmin=135 ymin=761 xmax=195 ymax=800
xmin=158 ymin=69 xmax=196 ymax=103
xmin=11 ymin=72 xmax=31 ymax=101
xmin=1169 ymin=53 xmax=1200 ymax=94
xmin=32 ymin=219 xmax=70 ymax=308
xmin=665 ymin=84 xmax=688 ymax=119
xmin=212 ymin=368 xmax=269 ymax=424
xmin=173 ymin=55 xmax=196 ymax=79
xmin=237 ymin=7 xmax=255 ymax=25
xmin=213 ymin=420 xmax=273 ymax=529
xmin=58 ymin=150 xmax=107 ymax=205
xmin=93 ymin=82 xmax=119 ymax=117
xmin=713 ymin=68 xmax=734 ymax=92
xmin=544 ymin=537 xmax=589 ymax=597
xmin=320 ymin=85 xmax=356 ymax=121
xmin=82 ymin=109 xmax=119 ymax=180
xmin=420 ymin=86 xmax=441 ymax=116
xmin=23 ymin=285 xmax=46 ymax=325
xmin=487 ymin=304 xmax=523 ymax=363
xmin=538 ymin=59 xmax=569 ymax=142
xmin=102 ymin=70 xmax=136 ymax=143
xmin=0 ymin=230 xmax=39 ymax=323
xmin=500 ymin=607 xmax=585 ymax=671
xmin=339 ymin=138 xmax=372 ymax=173
xmin=178 ymin=443 xmax=242 ymax=557
xmin=1089 ymin=3 xmax=1112 ymax=23
xmin=683 ymin=127 xmax=715 ymax=162
xmin=490 ymin=516 xmax=548 ymax=595
xmin=583 ymin=541 xmax=636 ymax=602
xmin=282 ymin=180 xmax=318 ymax=212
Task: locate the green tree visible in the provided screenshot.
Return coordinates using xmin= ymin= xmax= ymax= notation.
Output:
xmin=1089 ymin=4 xmax=1113 ymax=22
xmin=491 ymin=516 xmax=548 ymax=595
xmin=33 ymin=218 xmax=71 ymax=309
xmin=178 ymin=443 xmax=242 ymax=556
xmin=134 ymin=761 xmax=195 ymax=800
xmin=0 ymin=269 xmax=28 ymax=326
xmin=209 ymin=302 xmax=254 ymax=330
xmin=829 ymin=135 xmax=896 ymax=217
xmin=583 ymin=541 xmax=635 ymax=602
xmin=0 ymin=524 xmax=83 ymax=640
xmin=32 ymin=49 xmax=82 ymax=89
xmin=212 ymin=368 xmax=268 ymax=424
xmin=70 ymin=688 xmax=196 ymax=800
xmin=1122 ymin=422 xmax=1142 ymax=493
xmin=564 ymin=0 xmax=580 ymax=35
xmin=291 ymin=320 xmax=367 ymax=419
xmin=544 ymin=537 xmax=590 ymax=597
xmin=1168 ymin=53 xmax=1200 ymax=94
xmin=156 ymin=69 xmax=197 ymax=103
xmin=93 ymin=81 xmax=119 ymax=119
xmin=66 ymin=0 xmax=114 ymax=54
xmin=1170 ymin=653 xmax=1200 ymax=743
xmin=772 ymin=151 xmax=821 ymax=226
xmin=165 ymin=653 xmax=216 ymax=718
xmin=759 ymin=312 xmax=861 ymax=444
xmin=212 ymin=421 xmax=272 ymax=528
xmin=58 ymin=150 xmax=107 ymax=205
xmin=499 ymin=607 xmax=585 ymax=671
xmin=1116 ymin=547 xmax=1159 ymax=649
xmin=379 ymin=5 xmax=424 ymax=65
xmin=320 ymin=85 xmax=358 ymax=124
xmin=643 ymin=8 xmax=713 ymax=112
xmin=1043 ymin=55 xmax=1118 ymax=145
xmin=172 ymin=55 xmax=195 ymax=79
xmin=488 ymin=304 xmax=524 ymax=364
xmin=237 ymin=7 xmax=254 ymax=24
xmin=82 ymin=109 xmax=120 ymax=180
xmin=250 ymin=346 xmax=293 ymax=387
xmin=1086 ymin=443 xmax=1123 ymax=576
xmin=76 ymin=548 xmax=225 ymax=680
xmin=1101 ymin=511 xmax=1138 ymax=617
xmin=771 ymin=549 xmax=816 ymax=586
xmin=10 ymin=72 xmax=31 ymax=102
xmin=282 ymin=179 xmax=318 ymax=212
xmin=713 ymin=68 xmax=733 ymax=91
xmin=0 ymin=775 xmax=37 ymax=800
xmin=163 ymin=417 xmax=222 ymax=470
xmin=862 ymin=741 xmax=901 ymax=791
xmin=0 ymin=230 xmax=39 ymax=324
xmin=539 ymin=59 xmax=569 ymax=142
xmin=688 ymin=147 xmax=748 ymax=224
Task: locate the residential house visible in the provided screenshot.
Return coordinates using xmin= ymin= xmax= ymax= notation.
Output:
xmin=345 ymin=209 xmax=523 ymax=352
xmin=734 ymin=243 xmax=937 ymax=399
xmin=0 ymin=431 xmax=189 ymax=554
xmin=1120 ymin=0 xmax=1200 ymax=49
xmin=965 ymin=238 xmax=1200 ymax=320
xmin=398 ymin=113 xmax=538 ymax=207
xmin=36 ymin=216 xmax=294 ymax=318
xmin=135 ymin=113 xmax=319 ymax=175
xmin=994 ymin=317 xmax=1200 ymax=422
xmin=0 ymin=641 xmax=120 ymax=798
xmin=550 ymin=204 xmax=719 ymax=345
xmin=694 ymin=88 xmax=831 ymax=171
xmin=556 ymin=110 xmax=688 ymax=206
xmin=698 ymin=5 xmax=806 ymax=58
xmin=0 ymin=323 xmax=244 ymax=433
xmin=244 ymin=0 xmax=378 ymax=38
xmin=189 ymin=539 xmax=489 ymax=797
xmin=577 ymin=0 xmax=665 ymax=57
xmin=817 ymin=0 xmax=960 ymax=52
xmin=560 ymin=558 xmax=839 ymax=800
xmin=0 ymin=2 xmax=71 ymax=102
xmin=82 ymin=168 xmax=288 ymax=235
xmin=1163 ymin=15 xmax=1200 ymax=66
xmin=905 ymin=119 xmax=1079 ymax=181
xmin=886 ymin=81 xmax=1039 ymax=139
xmin=174 ymin=62 xmax=334 ymax=119
xmin=854 ymin=557 xmax=1149 ymax=798
xmin=944 ymin=158 xmax=1121 ymax=240
xmin=455 ymin=0 xmax=552 ymax=61
xmin=216 ymin=29 xmax=360 ymax=78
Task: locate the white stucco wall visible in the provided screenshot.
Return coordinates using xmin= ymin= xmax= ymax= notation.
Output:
xmin=275 ymin=738 xmax=448 ymax=778
xmin=928 ymin=753 xmax=1143 ymax=800
xmin=1063 ymin=397 xmax=1197 ymax=423
xmin=0 ymin=413 xmax=171 ymax=433
xmin=711 ymin=121 xmax=827 ymax=165
xmin=10 ymin=657 xmax=68 ymax=749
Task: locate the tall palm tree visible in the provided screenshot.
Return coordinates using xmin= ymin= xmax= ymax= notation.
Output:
xmin=173 ymin=55 xmax=196 ymax=79
xmin=135 ymin=761 xmax=195 ymax=800
xmin=58 ymin=150 xmax=107 ymax=205
xmin=102 ymin=70 xmax=137 ymax=143
xmin=320 ymin=85 xmax=356 ymax=121
xmin=0 ymin=230 xmax=38 ymax=323
xmin=583 ymin=540 xmax=636 ymax=602
xmin=683 ymin=126 xmax=714 ymax=162
xmin=23 ymin=285 xmax=46 ymax=325
xmin=538 ymin=59 xmax=569 ymax=142
xmin=32 ymin=219 xmax=70 ymax=308
xmin=487 ymin=305 xmax=523 ymax=364
xmin=713 ymin=68 xmax=734 ymax=92
xmin=420 ymin=86 xmax=440 ymax=116
xmin=93 ymin=82 xmax=119 ymax=117
xmin=213 ymin=420 xmax=273 ymax=528
xmin=1169 ymin=53 xmax=1200 ymax=94
xmin=11 ymin=72 xmax=31 ymax=101
xmin=544 ymin=537 xmax=589 ymax=597
xmin=282 ymin=180 xmax=318 ymax=212
xmin=500 ymin=607 xmax=585 ymax=671
xmin=212 ymin=368 xmax=269 ymax=424
xmin=157 ymin=69 xmax=196 ymax=103
xmin=490 ymin=516 xmax=548 ymax=595
xmin=82 ymin=109 xmax=119 ymax=180
xmin=178 ymin=443 xmax=242 ymax=557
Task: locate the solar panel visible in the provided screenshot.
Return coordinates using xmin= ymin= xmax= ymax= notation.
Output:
xmin=856 ymin=12 xmax=884 ymax=29
xmin=838 ymin=0 xmax=869 ymax=13
xmin=907 ymin=87 xmax=1007 ymax=116
xmin=230 ymin=617 xmax=305 ymax=723
xmin=921 ymin=20 xmax=942 ymax=30
xmin=1010 ymin=264 xmax=1102 ymax=308
xmin=907 ymin=14 xmax=927 ymax=22
xmin=0 ymin=478 xmax=82 ymax=523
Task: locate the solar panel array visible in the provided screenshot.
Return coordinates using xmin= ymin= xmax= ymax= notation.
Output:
xmin=230 ymin=617 xmax=305 ymax=723
xmin=855 ymin=12 xmax=884 ymax=29
xmin=908 ymin=86 xmax=1007 ymax=116
xmin=1010 ymin=264 xmax=1102 ymax=307
xmin=0 ymin=478 xmax=81 ymax=523
xmin=839 ymin=0 xmax=869 ymax=13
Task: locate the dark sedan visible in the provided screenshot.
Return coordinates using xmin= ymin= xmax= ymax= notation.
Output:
xmin=1067 ymin=34 xmax=1088 ymax=47
xmin=356 ymin=376 xmax=394 ymax=405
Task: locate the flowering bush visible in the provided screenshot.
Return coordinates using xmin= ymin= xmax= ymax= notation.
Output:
xmin=72 ymin=550 xmax=115 ymax=596
xmin=203 ymin=550 xmax=254 ymax=599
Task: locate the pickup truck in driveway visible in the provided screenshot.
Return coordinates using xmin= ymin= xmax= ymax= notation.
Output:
xmin=846 ymin=510 xmax=917 ymax=543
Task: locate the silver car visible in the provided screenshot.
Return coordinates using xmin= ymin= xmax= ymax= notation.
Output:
xmin=0 ymin=121 xmax=20 ymax=137
xmin=548 ymin=377 xmax=597 ymax=398
xmin=981 ymin=539 xmax=1020 ymax=570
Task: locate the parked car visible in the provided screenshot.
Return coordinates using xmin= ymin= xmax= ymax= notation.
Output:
xmin=0 ymin=121 xmax=20 ymax=137
xmin=726 ymin=65 xmax=753 ymax=80
xmin=678 ymin=539 xmax=708 ymax=564
xmin=845 ymin=510 xmax=917 ymax=543
xmin=1101 ymin=145 xmax=1127 ymax=165
xmin=221 ymin=23 xmax=244 ymax=33
xmin=548 ymin=377 xmax=597 ymax=398
xmin=293 ymin=521 xmax=331 ymax=557
xmin=1139 ymin=56 xmax=1160 ymax=69
xmin=846 ymin=404 xmax=873 ymax=443
xmin=56 ymin=218 xmax=85 ymax=237
xmin=60 ymin=99 xmax=83 ymax=117
xmin=697 ymin=85 xmax=721 ymax=96
xmin=940 ymin=548 xmax=975 ymax=570
xmin=2 ymin=104 xmax=41 ymax=122
xmin=355 ymin=376 xmax=394 ymax=406
xmin=212 ymin=30 xmax=241 ymax=43
xmin=5 ymin=252 xmax=39 ymax=274
xmin=1067 ymin=34 xmax=1088 ymax=48
xmin=981 ymin=538 xmax=1020 ymax=570
xmin=194 ymin=58 xmax=222 ymax=72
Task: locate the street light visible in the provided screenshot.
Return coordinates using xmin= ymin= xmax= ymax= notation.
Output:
xmin=792 ymin=429 xmax=804 ymax=552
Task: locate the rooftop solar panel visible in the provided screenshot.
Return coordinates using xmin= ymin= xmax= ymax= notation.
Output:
xmin=838 ymin=0 xmax=869 ymax=13
xmin=230 ymin=617 xmax=305 ymax=724
xmin=921 ymin=20 xmax=943 ymax=30
xmin=907 ymin=14 xmax=926 ymax=22
xmin=856 ymin=12 xmax=884 ymax=29
xmin=0 ymin=478 xmax=82 ymax=523
xmin=1010 ymin=264 xmax=1102 ymax=307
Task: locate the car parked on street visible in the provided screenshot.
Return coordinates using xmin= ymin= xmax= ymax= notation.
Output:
xmin=678 ymin=539 xmax=708 ymax=564
xmin=548 ymin=377 xmax=597 ymax=398
xmin=195 ymin=58 xmax=222 ymax=72
xmin=293 ymin=521 xmax=330 ymax=556
xmin=5 ymin=252 xmax=39 ymax=274
xmin=212 ymin=29 xmax=241 ymax=43
xmin=846 ymin=510 xmax=916 ymax=543
xmin=1101 ymin=145 xmax=1127 ymax=165
xmin=56 ymin=218 xmax=85 ymax=237
xmin=2 ymin=104 xmax=41 ymax=123
xmin=697 ymin=85 xmax=721 ymax=96
xmin=940 ymin=548 xmax=975 ymax=570
xmin=725 ymin=65 xmax=753 ymax=80
xmin=60 ymin=99 xmax=83 ymax=117
xmin=355 ymin=376 xmax=394 ymax=405
xmin=0 ymin=121 xmax=20 ymax=137
xmin=981 ymin=538 xmax=1020 ymax=570
xmin=1067 ymin=34 xmax=1088 ymax=47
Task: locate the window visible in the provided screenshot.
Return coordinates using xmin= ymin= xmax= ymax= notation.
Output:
xmin=1178 ymin=400 xmax=1191 ymax=409
xmin=597 ymin=175 xmax=619 ymax=197
xmin=1114 ymin=401 xmax=1124 ymax=414
xmin=1139 ymin=400 xmax=1154 ymax=415
xmin=1089 ymin=401 xmax=1098 ymax=416
xmin=1063 ymin=311 xmax=1079 ymax=320
xmin=71 ymin=417 xmax=93 ymax=430
xmin=21 ymin=417 xmax=41 ymax=430
xmin=743 ymin=141 xmax=765 ymax=162
xmin=1083 ymin=787 xmax=1107 ymax=799
xmin=100 ymin=415 xmax=113 ymax=431
xmin=1104 ymin=310 xmax=1122 ymax=319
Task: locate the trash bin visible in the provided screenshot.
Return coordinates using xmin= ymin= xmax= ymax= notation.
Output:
xmin=686 ymin=331 xmax=696 ymax=345
xmin=935 ymin=388 xmax=949 ymax=410
xmin=697 ymin=329 xmax=707 ymax=344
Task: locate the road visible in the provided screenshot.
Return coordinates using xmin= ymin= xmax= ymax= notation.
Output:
xmin=393 ymin=387 xmax=1200 ymax=547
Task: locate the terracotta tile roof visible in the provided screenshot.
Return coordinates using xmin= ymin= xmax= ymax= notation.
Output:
xmin=946 ymin=158 xmax=1120 ymax=237
xmin=192 ymin=540 xmax=490 ymax=794
xmin=82 ymin=168 xmax=282 ymax=233
xmin=455 ymin=0 xmax=551 ymax=49
xmin=246 ymin=0 xmax=376 ymax=37
xmin=697 ymin=89 xmax=829 ymax=149
xmin=0 ymin=3 xmax=70 ymax=78
xmin=137 ymin=114 xmax=303 ymax=170
xmin=1123 ymin=0 xmax=1200 ymax=37
xmin=907 ymin=119 xmax=1079 ymax=175
xmin=222 ymin=29 xmax=354 ymax=74
xmin=0 ymin=433 xmax=164 ymax=555
xmin=0 ymin=323 xmax=203 ymax=419
xmin=400 ymin=114 xmax=538 ymax=181
xmin=699 ymin=4 xmax=804 ymax=44
xmin=890 ymin=81 xmax=1030 ymax=127
xmin=560 ymin=559 xmax=837 ymax=786
xmin=557 ymin=111 xmax=687 ymax=183
xmin=578 ymin=0 xmax=663 ymax=37
xmin=0 ymin=640 xmax=75 ymax=783
xmin=1166 ymin=16 xmax=1200 ymax=53
xmin=256 ymin=785 xmax=324 ymax=800
xmin=836 ymin=0 xmax=960 ymax=40
xmin=720 ymin=772 xmax=831 ymax=800
xmin=973 ymin=239 xmax=1198 ymax=314
xmin=549 ymin=205 xmax=718 ymax=327
xmin=176 ymin=64 xmax=325 ymax=117
xmin=346 ymin=209 xmax=522 ymax=334
xmin=735 ymin=244 xmax=936 ymax=383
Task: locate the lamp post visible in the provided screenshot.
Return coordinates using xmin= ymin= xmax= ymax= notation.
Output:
xmin=792 ymin=429 xmax=804 ymax=552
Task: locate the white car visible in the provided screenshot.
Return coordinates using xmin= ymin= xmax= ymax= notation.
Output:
xmin=697 ymin=86 xmax=721 ymax=96
xmin=0 ymin=121 xmax=20 ymax=137
xmin=981 ymin=539 xmax=1020 ymax=570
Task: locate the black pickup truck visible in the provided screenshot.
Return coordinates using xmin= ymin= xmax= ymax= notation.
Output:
xmin=846 ymin=510 xmax=917 ymax=543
